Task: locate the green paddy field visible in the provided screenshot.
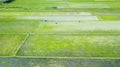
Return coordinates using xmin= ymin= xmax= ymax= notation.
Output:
xmin=0 ymin=0 xmax=120 ymax=67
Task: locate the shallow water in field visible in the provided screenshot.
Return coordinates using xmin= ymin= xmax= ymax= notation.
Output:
xmin=41 ymin=21 xmax=120 ymax=32
xmin=16 ymin=16 xmax=99 ymax=20
xmin=70 ymin=4 xmax=110 ymax=8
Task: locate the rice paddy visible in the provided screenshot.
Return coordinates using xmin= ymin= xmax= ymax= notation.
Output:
xmin=0 ymin=34 xmax=25 ymax=56
xmin=0 ymin=0 xmax=120 ymax=67
xmin=17 ymin=34 xmax=120 ymax=57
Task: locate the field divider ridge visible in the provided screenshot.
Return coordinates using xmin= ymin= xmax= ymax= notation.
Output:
xmin=0 ymin=56 xmax=120 ymax=60
xmin=13 ymin=33 xmax=31 ymax=56
xmin=30 ymin=33 xmax=120 ymax=36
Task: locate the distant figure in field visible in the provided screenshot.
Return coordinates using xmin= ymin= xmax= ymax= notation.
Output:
xmin=44 ymin=20 xmax=47 ymax=22
xmin=56 ymin=22 xmax=57 ymax=24
xmin=2 ymin=0 xmax=14 ymax=3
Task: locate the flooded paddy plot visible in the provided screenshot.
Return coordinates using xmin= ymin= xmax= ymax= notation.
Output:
xmin=68 ymin=1 xmax=120 ymax=8
xmin=0 ymin=58 xmax=120 ymax=67
xmin=69 ymin=4 xmax=110 ymax=8
xmin=38 ymin=21 xmax=120 ymax=34
xmin=16 ymin=16 xmax=99 ymax=21
xmin=92 ymin=12 xmax=120 ymax=16
xmin=0 ymin=34 xmax=25 ymax=56
xmin=17 ymin=35 xmax=120 ymax=57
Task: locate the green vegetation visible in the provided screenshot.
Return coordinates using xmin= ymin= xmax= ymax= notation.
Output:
xmin=0 ymin=19 xmax=40 ymax=33
xmin=17 ymin=35 xmax=120 ymax=57
xmin=0 ymin=0 xmax=120 ymax=12
xmin=99 ymin=16 xmax=119 ymax=20
xmin=0 ymin=0 xmax=120 ymax=66
xmin=0 ymin=34 xmax=25 ymax=56
xmin=0 ymin=0 xmax=120 ymax=57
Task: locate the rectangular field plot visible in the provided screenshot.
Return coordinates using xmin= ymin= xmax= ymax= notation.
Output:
xmin=0 ymin=34 xmax=25 ymax=56
xmin=36 ymin=21 xmax=120 ymax=34
xmin=17 ymin=35 xmax=120 ymax=57
xmin=99 ymin=16 xmax=120 ymax=20
xmin=0 ymin=19 xmax=40 ymax=33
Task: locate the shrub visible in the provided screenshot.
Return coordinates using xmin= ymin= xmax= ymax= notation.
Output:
xmin=2 ymin=0 xmax=15 ymax=3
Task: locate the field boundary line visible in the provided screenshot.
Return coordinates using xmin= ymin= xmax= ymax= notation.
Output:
xmin=30 ymin=33 xmax=120 ymax=36
xmin=13 ymin=33 xmax=31 ymax=56
xmin=34 ymin=20 xmax=45 ymax=32
xmin=0 ymin=56 xmax=120 ymax=59
xmin=0 ymin=33 xmax=28 ymax=34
